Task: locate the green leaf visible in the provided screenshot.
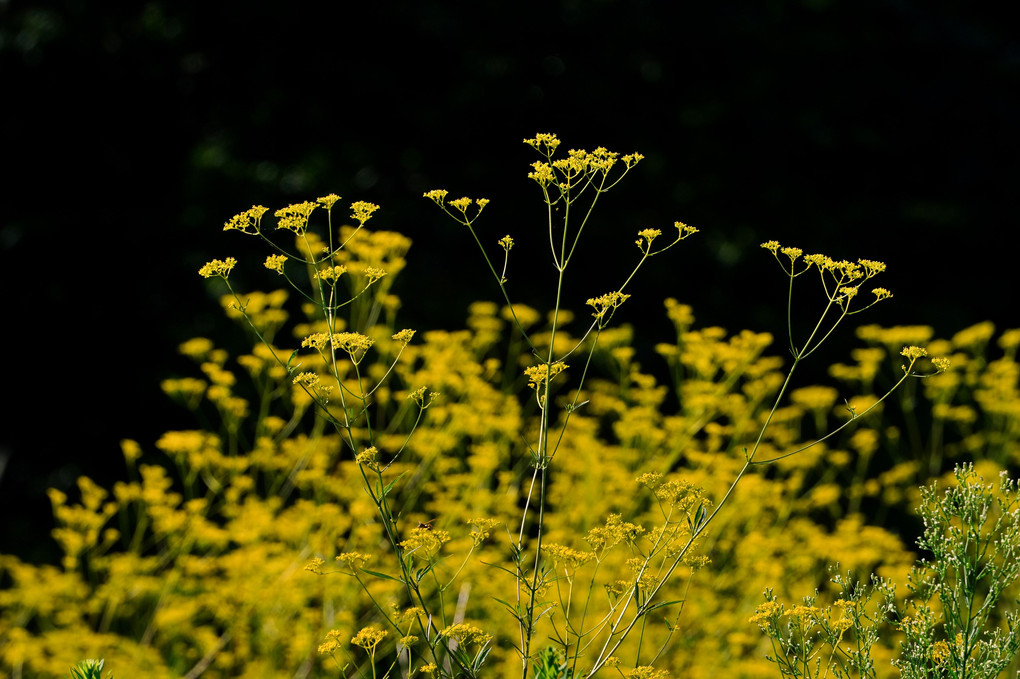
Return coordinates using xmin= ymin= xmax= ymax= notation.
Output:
xmin=693 ymin=505 xmax=706 ymax=531
xmin=415 ymin=564 xmax=435 ymax=584
xmin=382 ymin=471 xmax=407 ymax=497
xmin=645 ymin=599 xmax=684 ymax=614
xmin=359 ymin=567 xmax=405 ymax=584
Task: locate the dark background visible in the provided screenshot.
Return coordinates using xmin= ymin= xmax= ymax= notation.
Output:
xmin=2 ymin=0 xmax=1017 ymax=561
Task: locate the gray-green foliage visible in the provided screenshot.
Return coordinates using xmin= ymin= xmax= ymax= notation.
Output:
xmin=891 ymin=464 xmax=1020 ymax=679
xmin=755 ymin=464 xmax=1020 ymax=679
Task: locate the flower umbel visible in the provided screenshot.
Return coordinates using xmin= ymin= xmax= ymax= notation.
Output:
xmin=223 ymin=205 xmax=269 ymax=234
xmin=274 ymin=201 xmax=318 ymax=235
xmin=198 ymin=258 xmax=237 ymax=279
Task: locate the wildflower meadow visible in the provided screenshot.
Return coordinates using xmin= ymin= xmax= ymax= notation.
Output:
xmin=2 ymin=134 xmax=1018 ymax=678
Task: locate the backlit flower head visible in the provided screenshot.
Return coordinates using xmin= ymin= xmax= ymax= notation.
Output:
xmin=275 ymin=201 xmax=318 ymax=235
xmin=525 ymin=362 xmax=568 ymax=390
xmin=636 ymin=228 xmax=661 ymax=248
xmin=224 ymin=205 xmax=269 ymax=234
xmin=350 ymin=201 xmax=379 ymax=225
xmin=523 ymin=133 xmax=561 ymax=154
xmin=317 ymin=193 xmax=341 ymax=209
xmin=423 ymin=189 xmax=448 ymax=205
xmin=264 ymin=254 xmax=288 ymax=274
xmin=198 ymin=257 xmax=237 ymax=279
xmin=439 ymin=623 xmax=492 ymax=646
xmin=351 ymin=626 xmax=388 ymax=651
xmin=587 ymin=291 xmax=631 ymax=321
xmin=315 ymin=264 xmax=348 ymax=283
xmin=391 ymin=328 xmax=415 ymax=346
xmin=528 ymin=161 xmax=556 ymax=185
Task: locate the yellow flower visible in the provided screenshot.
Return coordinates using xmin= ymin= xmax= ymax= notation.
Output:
xmin=439 ymin=623 xmax=492 ymax=646
xmin=315 ymin=264 xmax=348 ymax=283
xmin=400 ymin=526 xmax=451 ymax=557
xmin=198 ymin=257 xmax=237 ymax=279
xmin=749 ymin=599 xmax=784 ymax=629
xmin=292 ymin=372 xmax=320 ymax=388
xmin=636 ymin=228 xmax=662 ymax=248
xmin=408 ymin=386 xmax=439 ymax=408
xmin=901 ymin=345 xmax=928 ymax=360
xmin=178 ymin=337 xmax=215 ymax=360
xmin=545 ymin=543 xmax=594 ymax=568
xmin=781 ymin=246 xmax=803 ymax=261
xmin=355 ymin=447 xmax=380 ymax=471
xmin=790 ymin=385 xmax=839 ymax=411
xmin=872 ymin=287 xmax=892 ymax=301
xmin=523 ymin=133 xmax=561 ymax=153
xmin=527 ymin=161 xmax=556 ymax=184
xmin=350 ymin=200 xmax=380 ymax=225
xmin=858 ymin=258 xmax=887 ymax=276
xmin=274 ymin=201 xmax=318 ymax=235
xmin=525 ymin=362 xmax=568 ymax=389
xmin=468 ymin=517 xmax=501 ymax=545
xmin=626 ymin=666 xmax=669 ymax=679
xmin=423 ymin=189 xmax=448 ymax=205
xmin=788 ymin=604 xmax=822 ymax=622
xmin=622 ymin=153 xmax=644 ymax=168
xmin=264 ymin=254 xmax=288 ymax=273
xmin=675 ymin=221 xmax=699 ymax=237
xmin=585 ymin=514 xmax=645 ymax=556
xmin=363 ymin=266 xmax=387 ymax=284
xmin=317 ymin=193 xmax=341 ymax=209
xmin=587 ymin=291 xmax=630 ymax=320
xmin=351 ymin=626 xmax=388 ymax=651
xmin=317 ymin=629 xmax=343 ymax=655
xmin=223 ymin=205 xmax=269 ymax=234
xmin=391 ymin=328 xmax=416 ymax=346
xmin=336 ymin=551 xmax=373 ymax=570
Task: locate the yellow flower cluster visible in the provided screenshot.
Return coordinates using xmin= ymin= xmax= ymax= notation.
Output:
xmin=439 ymin=623 xmax=492 ymax=646
xmin=544 ymin=543 xmax=594 ymax=568
xmin=587 ymin=291 xmax=631 ymax=321
xmin=223 ymin=205 xmax=269 ymax=234
xmin=399 ymin=526 xmax=451 ymax=558
xmin=391 ymin=328 xmax=415 ymax=346
xmin=315 ymin=264 xmax=348 ymax=283
xmin=275 ymin=201 xmax=318 ymax=235
xmin=626 ymin=666 xmax=669 ymax=679
xmin=198 ymin=257 xmax=237 ymax=279
xmin=264 ymin=253 xmax=288 ymax=274
xmin=524 ymin=361 xmax=568 ymax=389
xmin=336 ymin=551 xmax=372 ymax=570
xmin=467 ymin=517 xmax=501 ymax=546
xmin=585 ymin=514 xmax=645 ymax=557
xmin=316 ymin=193 xmax=341 ymax=209
xmin=355 ymin=446 xmax=380 ymax=471
xmin=317 ymin=628 xmax=344 ymax=654
xmin=351 ymin=626 xmax=388 ymax=650
xmin=350 ymin=200 xmax=379 ymax=225
xmin=635 ymin=228 xmax=662 ymax=248
xmin=523 ymin=132 xmax=562 ymax=154
xmin=408 ymin=385 xmax=439 ymax=408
